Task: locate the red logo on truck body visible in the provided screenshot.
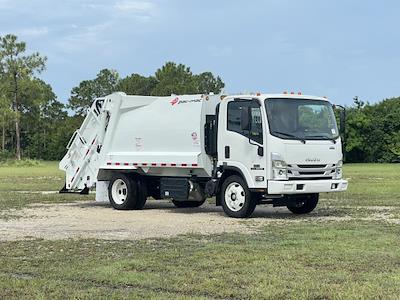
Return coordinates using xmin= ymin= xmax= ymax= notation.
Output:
xmin=170 ymin=97 xmax=179 ymax=106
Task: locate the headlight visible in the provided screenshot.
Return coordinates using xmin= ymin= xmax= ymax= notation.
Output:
xmin=334 ymin=160 xmax=343 ymax=179
xmin=271 ymin=153 xmax=288 ymax=180
xmin=272 ymin=160 xmax=287 ymax=168
xmin=273 ymin=168 xmax=288 ymax=180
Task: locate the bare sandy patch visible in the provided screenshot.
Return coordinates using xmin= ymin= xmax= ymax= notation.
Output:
xmin=0 ymin=200 xmax=366 ymax=241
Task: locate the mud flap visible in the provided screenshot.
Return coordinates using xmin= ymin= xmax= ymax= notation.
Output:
xmin=59 ymin=184 xmax=89 ymax=195
xmin=80 ymin=186 xmax=89 ymax=195
xmin=59 ymin=184 xmax=68 ymax=194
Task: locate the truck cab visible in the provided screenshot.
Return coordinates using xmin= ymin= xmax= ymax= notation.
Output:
xmin=213 ymin=93 xmax=348 ymax=217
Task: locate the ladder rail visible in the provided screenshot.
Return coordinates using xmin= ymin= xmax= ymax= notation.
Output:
xmin=60 ymin=97 xmax=108 ymax=192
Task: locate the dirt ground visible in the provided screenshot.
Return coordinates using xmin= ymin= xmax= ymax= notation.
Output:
xmin=0 ymin=200 xmax=360 ymax=241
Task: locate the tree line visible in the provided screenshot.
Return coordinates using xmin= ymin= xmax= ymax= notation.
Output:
xmin=0 ymin=34 xmax=399 ymax=162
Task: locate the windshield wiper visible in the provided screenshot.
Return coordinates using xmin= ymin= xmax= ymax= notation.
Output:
xmin=306 ymin=135 xmax=337 ymax=144
xmin=272 ymin=131 xmax=306 ymax=144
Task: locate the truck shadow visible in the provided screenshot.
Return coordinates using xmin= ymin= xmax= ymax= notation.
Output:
xmin=73 ymin=200 xmax=348 ymax=219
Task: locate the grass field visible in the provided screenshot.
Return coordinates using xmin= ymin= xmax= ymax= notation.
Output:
xmin=0 ymin=161 xmax=92 ymax=214
xmin=0 ymin=162 xmax=399 ymax=299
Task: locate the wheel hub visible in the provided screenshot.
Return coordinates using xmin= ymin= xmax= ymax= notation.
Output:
xmin=111 ymin=179 xmax=128 ymax=205
xmin=225 ymin=182 xmax=246 ymax=212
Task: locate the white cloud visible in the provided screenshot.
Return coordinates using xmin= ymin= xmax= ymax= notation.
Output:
xmin=55 ymin=22 xmax=112 ymax=53
xmin=0 ymin=26 xmax=49 ymax=38
xmin=114 ymin=1 xmax=156 ymax=17
xmin=16 ymin=27 xmax=49 ymax=38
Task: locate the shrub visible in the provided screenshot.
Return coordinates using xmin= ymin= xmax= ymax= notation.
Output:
xmin=0 ymin=158 xmax=43 ymax=167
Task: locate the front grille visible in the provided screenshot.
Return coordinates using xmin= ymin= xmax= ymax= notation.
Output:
xmin=288 ymin=176 xmax=333 ymax=181
xmin=287 ymin=164 xmax=336 ymax=180
xmin=297 ymin=164 xmax=327 ymax=169
xmin=299 ymin=171 xmax=325 ymax=175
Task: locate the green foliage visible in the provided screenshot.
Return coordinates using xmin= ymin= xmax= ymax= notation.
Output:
xmin=151 ymin=62 xmax=195 ymax=95
xmin=0 ymin=34 xmax=47 ymax=79
xmin=192 ymin=71 xmax=225 ymax=94
xmin=20 ymin=78 xmax=69 ymax=160
xmin=0 ymin=149 xmax=13 ymax=161
xmin=0 ymin=34 xmax=47 ymax=159
xmin=68 ymin=61 xmax=225 ymax=114
xmin=345 ymin=97 xmax=400 ymax=162
xmin=151 ymin=62 xmax=224 ymax=96
xmin=116 ymin=73 xmax=157 ymax=95
xmin=0 ymin=158 xmax=42 ymax=167
xmin=388 ymin=131 xmax=400 ymax=156
xmin=0 ymin=93 xmax=14 ymax=150
xmin=68 ymin=69 xmax=119 ymax=116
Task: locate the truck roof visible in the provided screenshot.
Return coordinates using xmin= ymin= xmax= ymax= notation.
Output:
xmin=227 ymin=93 xmax=331 ymax=102
xmin=99 ymin=92 xmax=330 ymax=103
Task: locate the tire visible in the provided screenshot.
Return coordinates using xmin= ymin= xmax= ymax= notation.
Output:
xmin=172 ymin=199 xmax=206 ymax=208
xmin=287 ymin=194 xmax=319 ymax=214
xmin=220 ymin=175 xmax=256 ymax=218
xmin=108 ymin=174 xmax=138 ymax=210
xmin=133 ymin=178 xmax=147 ymax=210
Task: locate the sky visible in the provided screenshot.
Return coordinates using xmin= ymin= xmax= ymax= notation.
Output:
xmin=0 ymin=0 xmax=399 ymax=105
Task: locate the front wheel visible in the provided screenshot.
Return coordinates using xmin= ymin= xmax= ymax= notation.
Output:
xmin=287 ymin=194 xmax=319 ymax=214
xmin=220 ymin=175 xmax=256 ymax=218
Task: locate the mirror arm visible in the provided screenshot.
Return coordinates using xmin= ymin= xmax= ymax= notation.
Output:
xmin=247 ymin=126 xmax=264 ymax=156
xmin=334 ymin=104 xmax=346 ymax=161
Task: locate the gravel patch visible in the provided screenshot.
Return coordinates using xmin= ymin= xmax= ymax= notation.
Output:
xmin=0 ymin=200 xmax=385 ymax=241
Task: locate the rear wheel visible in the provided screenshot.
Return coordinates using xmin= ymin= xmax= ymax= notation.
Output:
xmin=108 ymin=174 xmax=147 ymax=210
xmin=133 ymin=178 xmax=147 ymax=209
xmin=220 ymin=175 xmax=256 ymax=218
xmin=287 ymin=194 xmax=319 ymax=214
xmin=172 ymin=199 xmax=206 ymax=208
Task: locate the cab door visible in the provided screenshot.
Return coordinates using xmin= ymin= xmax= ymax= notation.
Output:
xmin=217 ymin=98 xmax=266 ymax=189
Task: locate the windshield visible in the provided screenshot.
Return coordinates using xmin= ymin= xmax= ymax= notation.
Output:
xmin=265 ymin=98 xmax=339 ymax=141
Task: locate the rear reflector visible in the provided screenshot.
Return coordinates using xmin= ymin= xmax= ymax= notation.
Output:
xmin=105 ymin=162 xmax=198 ymax=168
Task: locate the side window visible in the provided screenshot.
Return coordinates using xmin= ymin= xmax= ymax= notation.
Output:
xmin=250 ymin=106 xmax=263 ymax=143
xmin=227 ymin=100 xmax=263 ymax=144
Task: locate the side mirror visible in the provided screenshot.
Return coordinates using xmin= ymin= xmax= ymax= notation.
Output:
xmin=339 ymin=109 xmax=346 ymax=136
xmin=241 ymin=107 xmax=251 ymax=131
xmin=334 ymin=104 xmax=346 ymax=162
xmin=333 ymin=104 xmax=346 ymax=137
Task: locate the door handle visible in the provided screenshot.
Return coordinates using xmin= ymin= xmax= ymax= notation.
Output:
xmin=225 ymin=146 xmax=230 ymax=159
xmin=258 ymin=146 xmax=264 ymax=156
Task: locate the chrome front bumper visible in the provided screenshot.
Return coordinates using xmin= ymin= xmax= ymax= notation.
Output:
xmin=267 ymin=179 xmax=348 ymax=195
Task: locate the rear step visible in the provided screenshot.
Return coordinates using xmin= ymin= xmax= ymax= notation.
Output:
xmin=59 ymin=184 xmax=90 ymax=195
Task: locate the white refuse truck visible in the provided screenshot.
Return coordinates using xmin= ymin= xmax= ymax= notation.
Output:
xmin=59 ymin=92 xmax=348 ymax=218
